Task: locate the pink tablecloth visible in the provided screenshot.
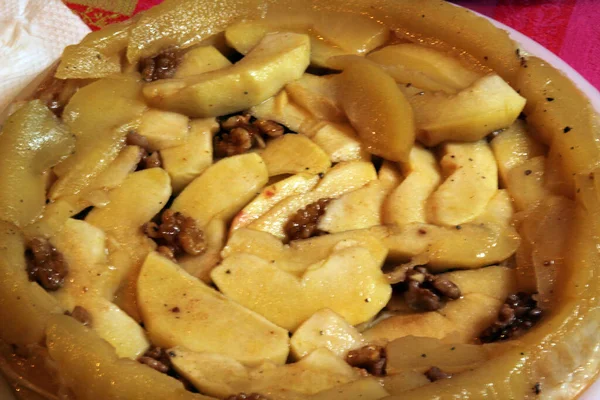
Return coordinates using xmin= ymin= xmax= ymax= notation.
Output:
xmin=452 ymin=0 xmax=600 ymax=89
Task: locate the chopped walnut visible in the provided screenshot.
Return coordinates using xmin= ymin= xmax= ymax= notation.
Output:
xmin=126 ymin=131 xmax=163 ymax=170
xmin=144 ymin=209 xmax=206 ymax=259
xmin=214 ymin=113 xmax=286 ymax=158
xmin=284 ymin=198 xmax=331 ymax=241
xmin=346 ymin=345 xmax=387 ymax=376
xmin=387 ymin=265 xmax=461 ymax=312
xmin=25 ymin=238 xmax=68 ymax=291
xmin=34 ymin=74 xmax=85 ymax=117
xmin=479 ymin=292 xmax=543 ymax=343
xmin=65 ymin=306 xmax=92 ymax=327
xmin=139 ymin=49 xmax=181 ymax=82
xmin=425 ymin=366 xmax=452 ymax=382
xmin=225 ymin=393 xmax=271 ymax=400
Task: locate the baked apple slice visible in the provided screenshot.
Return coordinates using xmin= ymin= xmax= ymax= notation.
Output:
xmin=212 ymin=245 xmax=390 ymax=330
xmin=407 ymin=74 xmax=525 ymax=146
xmin=138 ymin=251 xmax=290 ymax=365
xmin=259 ymin=134 xmax=331 ymax=176
xmin=367 ymin=44 xmax=481 ymax=93
xmin=143 ymin=32 xmax=310 ymax=117
xmin=174 ymin=45 xmax=232 ymax=78
xmin=286 ymin=74 xmax=345 ymax=122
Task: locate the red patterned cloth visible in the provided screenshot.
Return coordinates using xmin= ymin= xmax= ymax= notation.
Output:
xmin=63 ymin=0 xmax=599 ymax=89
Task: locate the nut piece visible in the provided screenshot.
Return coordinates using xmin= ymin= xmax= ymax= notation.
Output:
xmin=388 ymin=265 xmax=461 ymax=312
xmin=144 ymin=209 xmax=206 ymax=259
xmin=284 ymin=198 xmax=331 ymax=241
xmin=126 ymin=131 xmax=163 ymax=170
xmin=346 ymin=344 xmax=386 ymax=376
xmin=214 ymin=113 xmax=286 ymax=158
xmin=138 ymin=346 xmax=172 ymax=374
xmin=139 ymin=49 xmax=181 ymax=82
xmin=479 ymin=292 xmax=543 ymax=343
xmin=225 ymin=394 xmax=271 ymax=400
xmin=25 ymin=237 xmax=69 ymax=291
xmin=425 ymin=366 xmax=452 ymax=382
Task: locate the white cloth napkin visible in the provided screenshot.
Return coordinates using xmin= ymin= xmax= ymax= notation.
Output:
xmin=0 ymin=0 xmax=90 ymax=112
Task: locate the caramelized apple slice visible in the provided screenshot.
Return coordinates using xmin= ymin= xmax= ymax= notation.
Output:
xmin=285 ymin=74 xmax=345 ymax=122
xmin=407 ymin=74 xmax=525 ymax=146
xmin=489 ymin=120 xmax=546 ymax=185
xmin=85 ymin=168 xmax=172 ymax=320
xmin=0 ymin=222 xmax=62 ymax=346
xmin=260 ymin=134 xmax=331 ymax=176
xmin=57 ymin=21 xmax=130 ymax=79
xmin=290 ymin=308 xmax=364 ymax=359
xmin=250 ymin=90 xmax=320 ymax=134
xmin=0 ymin=101 xmax=74 ymax=227
xmin=318 ymin=181 xmax=387 ymax=233
xmin=334 ymin=57 xmax=416 ymax=162
xmin=506 ymin=156 xmax=551 ymax=212
xmin=309 ymin=378 xmax=389 ymax=400
xmin=174 ymin=46 xmax=232 ymax=78
xmin=308 ymin=122 xmax=370 ymax=163
xmin=367 ymin=44 xmax=481 ymax=93
xmin=160 ymin=118 xmax=219 ymax=192
xmin=383 ymin=145 xmax=441 ymax=226
xmin=137 ymin=109 xmax=190 ymax=151
xmin=143 ymin=32 xmax=310 ymax=117
xmin=50 ymin=75 xmax=147 ymax=200
xmin=248 ymin=161 xmax=377 ymax=239
xmin=231 ymin=173 xmax=320 ymax=233
xmin=212 ymin=246 xmax=390 ymax=331
xmin=427 ymin=140 xmax=498 ymax=226
xmin=138 ymin=252 xmax=289 ymax=365
xmin=171 ymin=153 xmax=268 ymax=229
xmin=46 ymin=315 xmax=211 ymax=400
xmin=51 ymin=219 xmax=149 ymax=359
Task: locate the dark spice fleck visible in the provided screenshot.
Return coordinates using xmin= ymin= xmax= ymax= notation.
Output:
xmin=524 ymin=170 xmax=532 ymax=176
xmin=346 ymin=345 xmax=386 ymax=376
xmin=533 ymin=382 xmax=542 ymax=395
xmin=546 ymin=97 xmax=554 ymax=102
xmin=563 ymin=126 xmax=572 ymax=133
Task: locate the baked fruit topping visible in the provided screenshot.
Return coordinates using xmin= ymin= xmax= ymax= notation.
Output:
xmin=0 ymin=1 xmax=599 ymax=399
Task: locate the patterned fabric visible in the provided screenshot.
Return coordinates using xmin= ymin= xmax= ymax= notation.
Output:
xmin=62 ymin=0 xmax=599 ymax=89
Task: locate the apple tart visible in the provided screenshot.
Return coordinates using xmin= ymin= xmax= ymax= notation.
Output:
xmin=1 ymin=0 xmax=599 ymax=399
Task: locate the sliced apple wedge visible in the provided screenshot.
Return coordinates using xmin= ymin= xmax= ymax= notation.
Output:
xmin=174 ymin=45 xmax=232 ymax=78
xmin=308 ymin=122 xmax=370 ymax=163
xmin=138 ymin=252 xmax=290 ymax=365
xmin=143 ymin=32 xmax=310 ymax=117
xmin=364 ymin=267 xmax=514 ymax=343
xmin=318 ymin=180 xmax=387 ymax=233
xmin=367 ymin=44 xmax=481 ymax=93
xmin=259 ymin=134 xmax=331 ymax=176
xmin=334 ymin=57 xmax=416 ymax=162
xmin=407 ymin=74 xmax=526 ymax=146
xmin=160 ymin=118 xmax=219 ymax=192
xmin=85 ymin=168 xmax=172 ymax=320
xmin=137 ymin=109 xmax=190 ymax=151
xmin=169 ymin=349 xmax=250 ymax=398
xmin=171 ymin=153 xmax=268 ymax=228
xmin=427 ymin=140 xmax=498 ymax=226
xmin=231 ymin=173 xmax=320 ymax=232
xmin=489 ymin=120 xmax=546 ymax=185
xmin=384 ymin=145 xmax=441 ymax=226
xmin=378 ymin=161 xmax=404 ymax=192
xmin=50 ymin=219 xmax=150 ymax=360
xmin=0 ymin=100 xmax=75 ymax=227
xmin=248 ymin=161 xmax=377 ymax=239
xmin=309 ymin=378 xmax=389 ymax=400
xmin=223 ymin=227 xmax=387 ymax=276
xmin=286 ymin=74 xmax=345 ymax=122
xmin=212 ymin=246 xmax=390 ymax=331
xmin=0 ymin=221 xmax=63 ymax=346
xmin=46 ymin=315 xmax=212 ymax=400
xmin=50 ymin=75 xmax=147 ymax=200
xmin=290 ymin=308 xmax=364 ymax=360
xmin=505 ymin=156 xmax=551 ymax=212
xmin=250 ymin=90 xmax=321 ymax=134
xmin=383 ymin=371 xmax=430 ymax=395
